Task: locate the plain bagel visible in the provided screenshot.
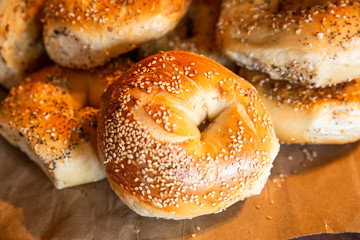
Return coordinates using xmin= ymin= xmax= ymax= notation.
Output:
xmin=97 ymin=51 xmax=280 ymax=219
xmin=218 ymin=0 xmax=360 ymax=87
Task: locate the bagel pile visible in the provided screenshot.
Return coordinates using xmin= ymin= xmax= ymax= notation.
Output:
xmin=0 ymin=0 xmax=358 ymax=220
xmin=218 ymin=0 xmax=360 ymax=144
xmin=0 ymin=0 xmax=189 ymax=190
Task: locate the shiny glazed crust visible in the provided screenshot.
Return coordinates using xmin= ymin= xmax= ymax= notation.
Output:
xmin=218 ymin=0 xmax=360 ymax=86
xmin=241 ymin=69 xmax=360 ymax=144
xmin=43 ymin=0 xmax=190 ymax=69
xmin=98 ymin=51 xmax=280 ymax=219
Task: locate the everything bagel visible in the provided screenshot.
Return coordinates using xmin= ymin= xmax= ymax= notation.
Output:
xmin=0 ymin=58 xmax=132 ymax=189
xmin=218 ymin=0 xmax=360 ymax=86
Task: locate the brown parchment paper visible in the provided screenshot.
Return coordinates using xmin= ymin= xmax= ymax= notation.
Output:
xmin=0 ymin=86 xmax=359 ymax=240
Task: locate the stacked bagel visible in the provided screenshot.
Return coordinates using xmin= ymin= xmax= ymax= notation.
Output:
xmin=0 ymin=0 xmax=281 ymax=220
xmin=218 ymin=0 xmax=360 ymax=144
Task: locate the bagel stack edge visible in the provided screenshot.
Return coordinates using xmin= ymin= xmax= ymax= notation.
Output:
xmin=218 ymin=0 xmax=360 ymax=144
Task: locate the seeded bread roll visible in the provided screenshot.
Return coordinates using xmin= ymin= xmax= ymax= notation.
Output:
xmin=97 ymin=51 xmax=279 ymax=219
xmin=218 ymin=0 xmax=360 ymax=87
xmin=43 ymin=0 xmax=190 ymax=69
xmin=241 ymin=68 xmax=360 ymax=144
xmin=0 ymin=0 xmax=45 ymax=89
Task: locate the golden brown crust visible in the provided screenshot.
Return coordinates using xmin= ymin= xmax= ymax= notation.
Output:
xmin=98 ymin=51 xmax=279 ymax=219
xmin=218 ymin=0 xmax=360 ymax=86
xmin=0 ymin=66 xmax=104 ymax=188
xmin=43 ymin=0 xmax=190 ymax=69
xmin=88 ymin=57 xmax=134 ymax=108
xmin=0 ymin=0 xmax=46 ymax=88
xmin=0 ymin=58 xmax=133 ymax=189
xmin=241 ymin=68 xmax=360 ymax=144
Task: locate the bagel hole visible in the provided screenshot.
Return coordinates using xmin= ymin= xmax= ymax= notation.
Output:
xmin=198 ymin=119 xmax=211 ymax=133
xmin=197 ymin=100 xmax=231 ymax=136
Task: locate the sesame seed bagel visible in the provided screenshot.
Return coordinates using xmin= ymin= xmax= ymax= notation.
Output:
xmin=218 ymin=0 xmax=360 ymax=87
xmin=241 ymin=69 xmax=360 ymax=144
xmin=43 ymin=0 xmax=190 ymax=69
xmin=97 ymin=51 xmax=280 ymax=219
xmin=0 ymin=58 xmax=133 ymax=189
xmin=0 ymin=0 xmax=46 ymax=89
